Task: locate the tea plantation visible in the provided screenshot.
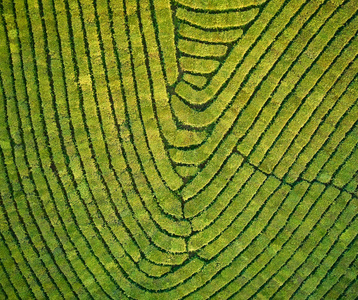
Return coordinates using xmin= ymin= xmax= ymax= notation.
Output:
xmin=0 ymin=0 xmax=357 ymax=298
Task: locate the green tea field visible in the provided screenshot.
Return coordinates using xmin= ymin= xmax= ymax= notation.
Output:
xmin=0 ymin=0 xmax=357 ymax=298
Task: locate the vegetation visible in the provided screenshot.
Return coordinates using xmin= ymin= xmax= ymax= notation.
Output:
xmin=0 ymin=0 xmax=357 ymax=298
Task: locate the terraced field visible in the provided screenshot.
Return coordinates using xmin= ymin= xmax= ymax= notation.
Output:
xmin=0 ymin=0 xmax=357 ymax=298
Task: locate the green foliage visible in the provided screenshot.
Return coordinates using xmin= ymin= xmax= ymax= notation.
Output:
xmin=0 ymin=0 xmax=357 ymax=298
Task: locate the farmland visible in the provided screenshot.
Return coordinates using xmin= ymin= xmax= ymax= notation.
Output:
xmin=0 ymin=0 xmax=357 ymax=299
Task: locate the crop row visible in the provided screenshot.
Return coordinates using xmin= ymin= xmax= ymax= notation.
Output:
xmin=0 ymin=0 xmax=219 ymax=297
xmin=174 ymin=4 xmax=261 ymax=81
xmin=170 ymin=0 xmax=330 ymax=173
xmin=172 ymin=0 xmax=294 ymax=107
xmin=181 ymin=181 xmax=309 ymax=299
xmin=184 ymin=182 xmax=357 ymax=299
xmin=175 ymin=0 xmax=357 ymax=203
xmin=0 ymin=0 xmax=357 ymax=297
xmin=249 ymin=14 xmax=358 ymax=175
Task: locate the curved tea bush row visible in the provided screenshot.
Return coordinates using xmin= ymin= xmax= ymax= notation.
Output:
xmin=0 ymin=0 xmax=357 ymax=298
